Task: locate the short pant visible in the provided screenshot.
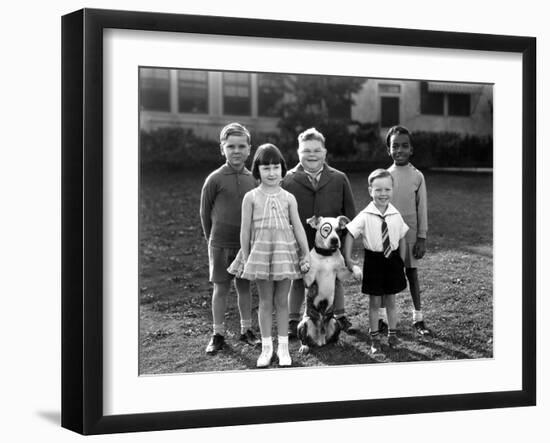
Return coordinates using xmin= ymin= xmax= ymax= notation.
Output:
xmin=362 ymin=249 xmax=407 ymax=296
xmin=208 ymin=245 xmax=239 ymax=283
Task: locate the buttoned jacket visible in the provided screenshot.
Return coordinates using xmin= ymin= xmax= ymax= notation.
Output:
xmin=282 ymin=163 xmax=356 ymax=248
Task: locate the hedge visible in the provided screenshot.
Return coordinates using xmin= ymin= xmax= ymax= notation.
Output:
xmin=140 ymin=126 xmax=493 ymax=171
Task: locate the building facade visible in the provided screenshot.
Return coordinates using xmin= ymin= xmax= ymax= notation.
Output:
xmin=352 ymin=78 xmax=493 ymax=136
xmin=140 ymin=68 xmax=281 ymax=139
xmin=139 ymin=68 xmax=493 ymax=139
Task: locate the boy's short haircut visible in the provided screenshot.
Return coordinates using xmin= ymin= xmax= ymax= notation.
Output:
xmin=298 ymin=127 xmax=326 ymax=147
xmin=368 ymin=168 xmax=394 ymax=186
xmin=220 ymin=122 xmax=251 ymax=144
xmin=252 ymin=143 xmax=287 ymax=179
xmin=385 ymin=125 xmax=413 ymax=148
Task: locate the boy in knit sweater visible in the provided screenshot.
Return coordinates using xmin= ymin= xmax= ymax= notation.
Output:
xmin=380 ymin=125 xmax=431 ymax=336
xmin=200 ymin=123 xmax=260 ymax=353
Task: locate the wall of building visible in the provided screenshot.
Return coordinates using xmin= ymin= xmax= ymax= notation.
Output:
xmin=140 ymin=70 xmax=279 ymax=140
xmin=352 ymin=79 xmax=493 ymax=137
xmin=141 ymin=71 xmax=493 ymax=140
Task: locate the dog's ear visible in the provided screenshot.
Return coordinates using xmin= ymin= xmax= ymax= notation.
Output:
xmin=336 ymin=216 xmax=351 ymax=231
xmin=307 ymin=216 xmax=322 ymax=229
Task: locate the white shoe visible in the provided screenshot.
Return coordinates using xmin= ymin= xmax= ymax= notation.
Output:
xmin=277 ymin=348 xmax=292 ymax=367
xmin=256 ymin=348 xmax=273 ymax=368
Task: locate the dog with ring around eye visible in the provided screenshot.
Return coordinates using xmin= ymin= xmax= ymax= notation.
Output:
xmin=297 ymin=216 xmax=362 ymax=353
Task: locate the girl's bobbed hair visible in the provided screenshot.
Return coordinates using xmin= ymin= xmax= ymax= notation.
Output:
xmin=252 ymin=143 xmax=287 ymax=180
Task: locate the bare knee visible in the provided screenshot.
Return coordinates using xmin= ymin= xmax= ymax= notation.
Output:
xmin=385 ymin=294 xmax=396 ymax=309
xmin=291 ymin=278 xmax=305 ymax=294
xmin=234 ymin=277 xmax=250 ymax=295
xmin=369 ymin=295 xmax=382 ymax=309
xmin=288 ymin=279 xmax=305 ymax=312
xmin=213 ymin=282 xmax=231 ymax=299
xmin=275 ymin=295 xmax=287 ymax=311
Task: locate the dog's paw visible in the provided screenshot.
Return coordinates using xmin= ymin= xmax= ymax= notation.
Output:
xmin=352 ymin=265 xmax=362 ymax=280
xmin=298 ymin=345 xmax=310 ymax=354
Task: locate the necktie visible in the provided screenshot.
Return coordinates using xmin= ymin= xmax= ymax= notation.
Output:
xmin=305 ymin=170 xmax=321 ymax=188
xmin=380 ymin=215 xmax=392 ymax=258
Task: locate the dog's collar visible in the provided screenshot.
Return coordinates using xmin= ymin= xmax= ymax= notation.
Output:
xmin=314 ymin=246 xmax=337 ymax=256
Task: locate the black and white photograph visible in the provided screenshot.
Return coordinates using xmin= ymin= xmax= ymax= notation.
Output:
xmin=138 ymin=67 xmax=494 ymax=374
xmin=3 ymin=0 xmax=548 ymax=441
xmin=11 ymin=1 xmax=539 ymax=440
xmin=57 ymin=8 xmax=536 ymax=434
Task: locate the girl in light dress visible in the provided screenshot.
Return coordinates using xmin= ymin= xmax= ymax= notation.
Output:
xmin=228 ymin=144 xmax=310 ymax=368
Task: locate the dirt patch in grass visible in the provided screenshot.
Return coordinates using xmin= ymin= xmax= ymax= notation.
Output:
xmin=139 ymin=170 xmax=493 ymax=374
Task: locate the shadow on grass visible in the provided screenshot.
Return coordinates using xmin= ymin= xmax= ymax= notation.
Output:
xmin=222 ymin=344 xmax=265 ymax=369
xmin=173 ymin=340 xmax=262 ymax=372
xmin=458 ymin=245 xmax=493 ymax=258
xmin=422 ymin=337 xmax=492 ymax=359
xmin=298 ymin=340 xmax=380 ymax=366
xmin=350 ymin=329 xmax=371 ymax=342
xmin=350 ymin=330 xmax=440 ymax=362
xmin=398 ymin=330 xmax=485 ymax=360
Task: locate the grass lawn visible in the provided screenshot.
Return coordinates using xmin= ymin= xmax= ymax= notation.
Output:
xmin=139 ymin=170 xmax=492 ymax=374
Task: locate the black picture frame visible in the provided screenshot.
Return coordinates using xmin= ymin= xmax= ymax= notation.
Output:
xmin=61 ymin=8 xmax=536 ymax=435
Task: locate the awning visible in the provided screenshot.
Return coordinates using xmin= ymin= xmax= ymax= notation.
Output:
xmin=427 ymin=81 xmax=485 ymax=94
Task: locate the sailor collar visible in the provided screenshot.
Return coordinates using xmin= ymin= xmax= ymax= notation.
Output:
xmin=363 ymin=201 xmax=400 ymax=217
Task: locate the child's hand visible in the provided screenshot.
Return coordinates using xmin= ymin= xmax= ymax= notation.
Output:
xmin=345 ymin=259 xmax=362 ymax=280
xmin=344 ymin=258 xmax=354 ymax=272
xmin=413 ymin=238 xmax=426 ymax=259
xmin=299 ymin=256 xmax=310 ymax=273
xmin=351 ymin=265 xmax=362 ymax=280
xmin=235 ymin=261 xmax=245 ymax=278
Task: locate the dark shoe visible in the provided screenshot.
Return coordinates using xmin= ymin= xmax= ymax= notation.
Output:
xmin=288 ymin=320 xmax=299 ymax=339
xmin=336 ymin=316 xmax=357 ymax=334
xmin=378 ymin=319 xmax=388 ymax=334
xmin=205 ymin=334 xmax=225 ymax=354
xmin=414 ymin=321 xmax=432 ymax=336
xmin=239 ymin=329 xmax=260 ymax=346
xmin=388 ymin=334 xmax=400 ymax=348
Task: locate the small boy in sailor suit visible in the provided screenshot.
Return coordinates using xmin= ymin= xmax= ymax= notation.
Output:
xmin=343 ymin=168 xmax=409 ymax=353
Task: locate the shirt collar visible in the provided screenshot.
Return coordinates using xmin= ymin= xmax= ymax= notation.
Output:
xmin=389 ymin=162 xmax=412 ymax=170
xmin=302 ymin=166 xmax=324 ymax=185
xmin=299 ymin=163 xmax=324 ymax=176
xmin=295 ymin=163 xmax=328 ymax=175
xmin=363 ymin=201 xmax=400 ymax=217
xmin=222 ymin=163 xmax=251 ymax=175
